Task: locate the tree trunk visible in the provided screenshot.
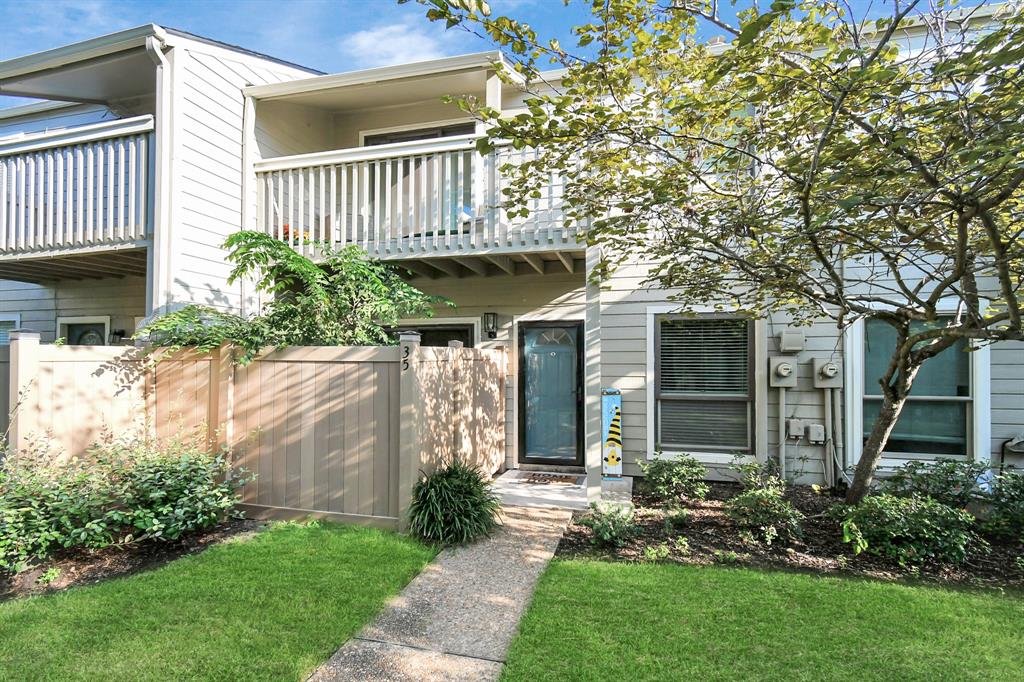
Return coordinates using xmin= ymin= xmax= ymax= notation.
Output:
xmin=845 ymin=389 xmax=910 ymax=504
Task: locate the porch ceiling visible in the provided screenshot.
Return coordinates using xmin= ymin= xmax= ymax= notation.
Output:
xmin=389 ymin=248 xmax=586 ymax=280
xmin=0 ymin=247 xmax=147 ymax=283
xmin=0 ymin=48 xmax=155 ymax=105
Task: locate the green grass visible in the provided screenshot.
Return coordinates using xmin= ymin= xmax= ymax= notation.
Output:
xmin=0 ymin=522 xmax=434 ymax=681
xmin=503 ymin=560 xmax=1024 ymax=682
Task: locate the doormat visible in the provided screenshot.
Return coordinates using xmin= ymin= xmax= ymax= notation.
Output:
xmin=519 ymin=473 xmax=585 ymax=486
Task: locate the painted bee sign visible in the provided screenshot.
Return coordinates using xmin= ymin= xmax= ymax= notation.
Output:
xmin=601 ymin=388 xmax=623 ymax=477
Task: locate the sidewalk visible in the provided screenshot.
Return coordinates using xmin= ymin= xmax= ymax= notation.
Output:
xmin=309 ymin=505 xmax=572 ymax=682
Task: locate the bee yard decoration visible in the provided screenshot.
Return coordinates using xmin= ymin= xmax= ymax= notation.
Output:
xmin=601 ymin=388 xmax=623 ymax=477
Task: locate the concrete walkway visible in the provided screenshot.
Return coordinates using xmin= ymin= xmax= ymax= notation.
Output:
xmin=309 ymin=506 xmax=572 ymax=682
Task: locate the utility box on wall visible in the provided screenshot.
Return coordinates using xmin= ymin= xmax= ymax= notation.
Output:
xmin=813 ymin=358 xmax=843 ymax=389
xmin=769 ymin=357 xmax=798 ymax=388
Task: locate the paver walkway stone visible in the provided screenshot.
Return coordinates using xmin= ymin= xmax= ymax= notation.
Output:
xmin=309 ymin=505 xmax=572 ymax=682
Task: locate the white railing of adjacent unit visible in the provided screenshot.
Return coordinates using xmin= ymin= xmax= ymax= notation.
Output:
xmin=0 ymin=115 xmax=154 ymax=255
xmin=254 ymin=135 xmax=574 ymax=258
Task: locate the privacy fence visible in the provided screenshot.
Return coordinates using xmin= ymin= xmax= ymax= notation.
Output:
xmin=4 ymin=331 xmax=506 ymax=530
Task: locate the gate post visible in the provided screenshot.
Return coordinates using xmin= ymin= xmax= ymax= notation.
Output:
xmin=8 ymin=330 xmax=41 ymax=454
xmin=397 ymin=332 xmax=423 ymax=532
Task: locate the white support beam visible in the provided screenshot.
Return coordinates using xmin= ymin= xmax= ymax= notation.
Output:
xmin=399 ymin=262 xmax=439 ymax=280
xmin=555 ymin=251 xmax=574 ymax=273
xmin=522 ymin=253 xmax=545 ymax=275
xmin=483 ymin=254 xmax=516 ymax=276
xmin=453 ymin=257 xmax=490 ymax=277
xmin=426 ymin=259 xmax=464 ymax=278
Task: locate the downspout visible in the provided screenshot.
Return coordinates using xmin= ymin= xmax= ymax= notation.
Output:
xmin=145 ymin=29 xmax=172 ymax=315
xmin=240 ymin=94 xmax=256 ymax=317
xmin=823 ymin=387 xmax=834 ymax=488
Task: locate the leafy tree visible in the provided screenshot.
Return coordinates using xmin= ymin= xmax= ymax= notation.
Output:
xmin=419 ymin=0 xmax=1024 ymax=502
xmin=138 ymin=231 xmax=444 ymax=363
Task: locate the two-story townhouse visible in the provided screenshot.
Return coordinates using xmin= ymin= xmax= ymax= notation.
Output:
xmin=2 ymin=23 xmax=1022 ymax=496
xmin=0 ymin=25 xmax=317 ymax=344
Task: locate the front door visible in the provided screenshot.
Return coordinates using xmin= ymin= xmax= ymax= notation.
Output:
xmin=518 ymin=322 xmax=583 ymax=466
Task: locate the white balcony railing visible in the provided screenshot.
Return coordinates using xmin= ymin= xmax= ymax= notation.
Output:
xmin=254 ymin=135 xmax=575 ymax=259
xmin=0 ymin=116 xmax=154 ymax=256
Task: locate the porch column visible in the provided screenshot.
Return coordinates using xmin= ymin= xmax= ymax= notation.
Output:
xmin=584 ymin=246 xmax=603 ymax=502
xmin=397 ymin=332 xmax=423 ymax=532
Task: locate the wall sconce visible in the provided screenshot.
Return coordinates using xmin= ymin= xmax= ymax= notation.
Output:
xmin=482 ymin=312 xmax=498 ymax=339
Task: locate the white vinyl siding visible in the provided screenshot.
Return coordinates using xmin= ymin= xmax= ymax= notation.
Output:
xmin=655 ymin=316 xmax=753 ymax=454
xmin=170 ymin=41 xmax=313 ymax=313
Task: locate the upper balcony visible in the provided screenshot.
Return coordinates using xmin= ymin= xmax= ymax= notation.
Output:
xmin=254 ymin=135 xmax=581 ymax=278
xmin=0 ymin=115 xmax=153 ymax=282
xmin=247 ymin=52 xmax=583 ymax=278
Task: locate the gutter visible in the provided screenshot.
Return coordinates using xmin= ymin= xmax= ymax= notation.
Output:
xmin=145 ymin=30 xmax=173 ymax=315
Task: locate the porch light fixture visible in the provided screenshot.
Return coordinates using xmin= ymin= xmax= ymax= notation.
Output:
xmin=483 ymin=312 xmax=498 ymax=339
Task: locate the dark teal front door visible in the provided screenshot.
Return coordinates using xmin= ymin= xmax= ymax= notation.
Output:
xmin=519 ymin=322 xmax=583 ymax=465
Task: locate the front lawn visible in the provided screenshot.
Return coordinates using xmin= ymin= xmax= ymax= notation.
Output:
xmin=503 ymin=560 xmax=1024 ymax=681
xmin=0 ymin=522 xmax=434 ymax=681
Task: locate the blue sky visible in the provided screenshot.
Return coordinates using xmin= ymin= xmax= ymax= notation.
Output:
xmin=0 ymin=0 xmax=985 ymax=109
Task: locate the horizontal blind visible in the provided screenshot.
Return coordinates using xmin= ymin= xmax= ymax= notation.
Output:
xmin=658 ymin=318 xmax=750 ymax=395
xmin=0 ymin=320 xmax=14 ymax=345
xmin=660 ymin=400 xmax=750 ymax=450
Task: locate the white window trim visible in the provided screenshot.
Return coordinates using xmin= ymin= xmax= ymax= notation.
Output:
xmin=843 ymin=311 xmax=991 ymax=468
xmin=57 ymin=315 xmax=111 ymax=345
xmin=646 ymin=304 xmax=768 ymax=465
xmin=358 ymin=118 xmax=476 ymax=147
xmin=395 ymin=316 xmax=481 ymax=347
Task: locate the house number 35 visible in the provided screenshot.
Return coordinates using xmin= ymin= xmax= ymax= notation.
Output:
xmin=402 ymin=344 xmax=411 ymax=372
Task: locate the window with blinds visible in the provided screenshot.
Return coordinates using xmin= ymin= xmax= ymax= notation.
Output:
xmin=655 ymin=316 xmax=753 ymax=452
xmin=0 ymin=319 xmax=16 ymax=345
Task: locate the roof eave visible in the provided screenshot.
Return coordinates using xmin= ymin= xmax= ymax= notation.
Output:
xmin=245 ymin=50 xmax=515 ymax=101
xmin=0 ymin=25 xmax=166 ymax=82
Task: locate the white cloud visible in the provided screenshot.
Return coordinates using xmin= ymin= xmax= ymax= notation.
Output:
xmin=338 ymin=17 xmax=463 ymax=69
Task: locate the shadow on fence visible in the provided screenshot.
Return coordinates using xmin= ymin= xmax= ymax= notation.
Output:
xmin=3 ymin=331 xmax=506 ymax=530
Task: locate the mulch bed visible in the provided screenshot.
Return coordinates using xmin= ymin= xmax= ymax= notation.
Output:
xmin=0 ymin=519 xmax=266 ymax=602
xmin=557 ymin=482 xmax=1024 ymax=589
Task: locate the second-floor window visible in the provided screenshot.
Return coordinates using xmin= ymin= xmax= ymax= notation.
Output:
xmin=363 ymin=122 xmax=475 ymax=146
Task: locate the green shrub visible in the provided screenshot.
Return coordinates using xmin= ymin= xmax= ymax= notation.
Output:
xmin=663 ymin=506 xmax=689 ymax=533
xmin=578 ymin=502 xmax=638 ymax=548
xmin=984 ymin=471 xmax=1024 ymax=540
xmin=835 ymin=494 xmax=981 ymax=566
xmin=0 ymin=436 xmax=247 ymax=572
xmin=882 ymin=459 xmax=988 ymax=508
xmin=408 ymin=460 xmax=500 ymax=545
xmin=725 ymin=486 xmax=803 ymax=546
xmin=638 ymin=455 xmax=708 ymax=503
xmin=731 ymin=457 xmax=785 ymax=493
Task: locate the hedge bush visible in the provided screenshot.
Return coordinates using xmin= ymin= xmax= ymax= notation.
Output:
xmin=579 ymin=502 xmax=638 ymax=548
xmin=834 ymin=494 xmax=981 ymax=566
xmin=725 ymin=485 xmax=803 ymax=546
xmin=638 ymin=454 xmax=709 ymax=503
xmin=881 ymin=459 xmax=988 ymax=508
xmin=0 ymin=437 xmax=248 ymax=572
xmin=985 ymin=471 xmax=1024 ymax=540
xmin=408 ymin=460 xmax=501 ymax=545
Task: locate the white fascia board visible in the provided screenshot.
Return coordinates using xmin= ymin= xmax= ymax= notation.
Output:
xmin=0 ymin=25 xmax=165 ymax=82
xmin=244 ymin=51 xmax=509 ymax=100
